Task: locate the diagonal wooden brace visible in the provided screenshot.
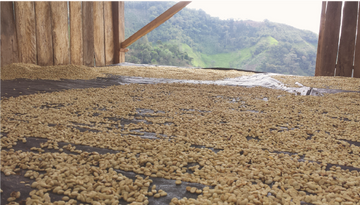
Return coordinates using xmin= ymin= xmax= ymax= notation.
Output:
xmin=120 ymin=1 xmax=191 ymax=51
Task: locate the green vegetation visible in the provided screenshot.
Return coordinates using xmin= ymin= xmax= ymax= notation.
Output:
xmin=125 ymin=37 xmax=193 ymax=67
xmin=125 ymin=1 xmax=318 ymax=76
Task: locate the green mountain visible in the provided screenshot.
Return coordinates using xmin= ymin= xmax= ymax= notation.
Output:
xmin=124 ymin=1 xmax=318 ymax=76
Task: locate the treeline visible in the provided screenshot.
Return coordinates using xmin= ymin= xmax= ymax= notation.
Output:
xmin=126 ymin=36 xmax=193 ymax=67
xmin=258 ymin=42 xmax=316 ymax=76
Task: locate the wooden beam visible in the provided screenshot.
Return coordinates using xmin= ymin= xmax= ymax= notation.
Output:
xmin=104 ymin=1 xmax=114 ymax=65
xmin=1 ymin=2 xmax=19 ymax=67
xmin=315 ymin=1 xmax=327 ymax=76
xmin=318 ymin=1 xmax=342 ymax=76
xmin=15 ymin=2 xmax=36 ymax=64
xmin=336 ymin=1 xmax=358 ymax=77
xmin=35 ymin=2 xmax=53 ymax=66
xmin=121 ymin=1 xmax=191 ymax=49
xmin=111 ymin=2 xmax=120 ymax=64
xmin=93 ymin=1 xmax=105 ymax=66
xmin=83 ymin=2 xmax=94 ymax=67
xmin=112 ymin=1 xmax=125 ymax=63
xmin=70 ymin=1 xmax=83 ymax=65
xmin=119 ymin=2 xmax=125 ymax=63
xmin=50 ymin=2 xmax=70 ymax=65
xmin=353 ymin=3 xmax=360 ymax=78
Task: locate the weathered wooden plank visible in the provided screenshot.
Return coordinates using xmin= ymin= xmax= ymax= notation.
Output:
xmin=121 ymin=1 xmax=190 ymax=49
xmin=318 ymin=1 xmax=342 ymax=76
xmin=93 ymin=1 xmax=105 ymax=67
xmin=111 ymin=2 xmax=119 ymax=64
xmin=353 ymin=3 xmax=360 ymax=78
xmin=14 ymin=1 xmax=36 ymax=64
xmin=50 ymin=2 xmax=70 ymax=65
xmin=83 ymin=2 xmax=94 ymax=67
xmin=336 ymin=1 xmax=358 ymax=77
xmin=315 ymin=1 xmax=327 ymax=76
xmin=70 ymin=1 xmax=83 ymax=65
xmin=1 ymin=2 xmax=19 ymax=67
xmin=35 ymin=2 xmax=53 ymax=66
xmin=119 ymin=1 xmax=125 ymax=63
xmin=104 ymin=1 xmax=114 ymax=65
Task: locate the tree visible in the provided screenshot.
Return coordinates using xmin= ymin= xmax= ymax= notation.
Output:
xmin=150 ymin=51 xmax=159 ymax=60
xmin=141 ymin=49 xmax=151 ymax=64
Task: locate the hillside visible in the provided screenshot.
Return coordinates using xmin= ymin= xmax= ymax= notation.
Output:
xmin=124 ymin=1 xmax=318 ymax=76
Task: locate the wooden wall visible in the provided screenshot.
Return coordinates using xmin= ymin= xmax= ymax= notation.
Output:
xmin=1 ymin=1 xmax=125 ymax=68
xmin=316 ymin=1 xmax=360 ymax=78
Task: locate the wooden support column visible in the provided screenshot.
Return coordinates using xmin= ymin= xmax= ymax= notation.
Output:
xmin=112 ymin=1 xmax=125 ymax=63
xmin=1 ymin=2 xmax=19 ymax=67
xmin=70 ymin=1 xmax=83 ymax=65
xmin=315 ymin=1 xmax=327 ymax=76
xmin=83 ymin=2 xmax=94 ymax=67
xmin=93 ymin=1 xmax=105 ymax=66
xmin=121 ymin=1 xmax=190 ymax=49
xmin=353 ymin=3 xmax=360 ymax=78
xmin=119 ymin=2 xmax=125 ymax=63
xmin=317 ymin=1 xmax=342 ymax=76
xmin=15 ymin=2 xmax=36 ymax=64
xmin=336 ymin=1 xmax=358 ymax=77
xmin=104 ymin=1 xmax=114 ymax=65
xmin=50 ymin=2 xmax=70 ymax=65
xmin=35 ymin=2 xmax=53 ymax=66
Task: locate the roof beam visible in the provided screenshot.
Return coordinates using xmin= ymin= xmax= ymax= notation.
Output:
xmin=121 ymin=1 xmax=191 ymax=49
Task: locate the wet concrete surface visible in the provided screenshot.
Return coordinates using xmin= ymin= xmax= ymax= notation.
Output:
xmin=2 ymin=73 xmax=360 ymax=205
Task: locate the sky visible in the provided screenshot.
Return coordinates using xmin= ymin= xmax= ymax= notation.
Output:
xmin=186 ymin=1 xmax=323 ymax=34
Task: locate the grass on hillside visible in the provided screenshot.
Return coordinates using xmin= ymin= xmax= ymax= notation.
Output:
xmin=183 ymin=36 xmax=277 ymax=69
xmin=180 ymin=44 xmax=206 ymax=67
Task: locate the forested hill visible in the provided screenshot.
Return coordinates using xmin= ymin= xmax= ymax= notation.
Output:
xmin=124 ymin=1 xmax=318 ymax=76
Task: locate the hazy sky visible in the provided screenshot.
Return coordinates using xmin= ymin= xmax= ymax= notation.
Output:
xmin=186 ymin=1 xmax=322 ymax=34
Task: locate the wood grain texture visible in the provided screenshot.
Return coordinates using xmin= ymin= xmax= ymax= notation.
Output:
xmin=119 ymin=1 xmax=125 ymax=63
xmin=93 ymin=1 xmax=105 ymax=67
xmin=121 ymin=1 xmax=190 ymax=49
xmin=1 ymin=2 xmax=19 ymax=67
xmin=318 ymin=1 xmax=342 ymax=76
xmin=336 ymin=1 xmax=358 ymax=77
xmin=315 ymin=1 xmax=327 ymax=76
xmin=104 ymin=1 xmax=114 ymax=65
xmin=70 ymin=2 xmax=83 ymax=65
xmin=35 ymin=2 xmax=53 ymax=66
xmin=50 ymin=2 xmax=70 ymax=65
xmin=15 ymin=1 xmax=36 ymax=64
xmin=83 ymin=2 xmax=94 ymax=67
xmin=353 ymin=3 xmax=360 ymax=78
xmin=111 ymin=2 xmax=119 ymax=64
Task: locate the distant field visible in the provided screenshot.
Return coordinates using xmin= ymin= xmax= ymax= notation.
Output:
xmin=182 ymin=36 xmax=279 ymax=70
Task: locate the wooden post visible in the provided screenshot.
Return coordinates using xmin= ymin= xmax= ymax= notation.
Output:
xmin=35 ymin=2 xmax=53 ymax=66
xmin=336 ymin=1 xmax=358 ymax=77
xmin=315 ymin=1 xmax=326 ymax=76
xmin=93 ymin=1 xmax=105 ymax=66
xmin=119 ymin=2 xmax=125 ymax=63
xmin=83 ymin=2 xmax=94 ymax=67
xmin=70 ymin=2 xmax=83 ymax=65
xmin=111 ymin=1 xmax=120 ymax=64
xmin=353 ymin=3 xmax=360 ymax=78
xmin=318 ymin=1 xmax=342 ymax=76
xmin=104 ymin=2 xmax=114 ymax=65
xmin=1 ymin=2 xmax=19 ymax=67
xmin=50 ymin=2 xmax=70 ymax=65
xmin=14 ymin=2 xmax=36 ymax=64
xmin=121 ymin=1 xmax=191 ymax=49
